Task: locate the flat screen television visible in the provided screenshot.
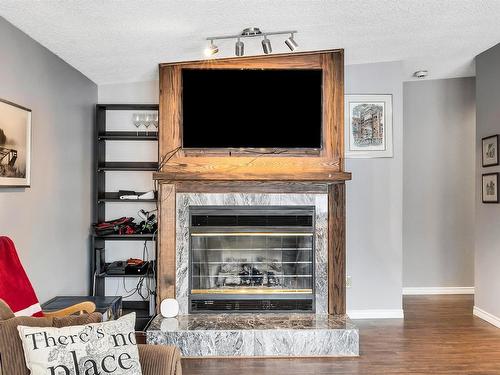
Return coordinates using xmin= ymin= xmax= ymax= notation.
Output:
xmin=182 ymin=69 xmax=323 ymax=149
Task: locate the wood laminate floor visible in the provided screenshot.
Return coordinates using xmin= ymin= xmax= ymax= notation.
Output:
xmin=181 ymin=295 xmax=500 ymax=374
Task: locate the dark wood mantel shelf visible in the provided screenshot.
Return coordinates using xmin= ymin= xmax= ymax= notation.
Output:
xmin=153 ymin=170 xmax=351 ymax=183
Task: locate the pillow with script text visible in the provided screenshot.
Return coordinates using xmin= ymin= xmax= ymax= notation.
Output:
xmin=17 ymin=312 xmax=142 ymax=375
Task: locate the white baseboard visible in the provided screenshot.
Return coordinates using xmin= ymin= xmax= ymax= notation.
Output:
xmin=473 ymin=306 xmax=500 ymax=328
xmin=347 ymin=309 xmax=404 ymax=319
xmin=402 ymin=287 xmax=475 ymax=295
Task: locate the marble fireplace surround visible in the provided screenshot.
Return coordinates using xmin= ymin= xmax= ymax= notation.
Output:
xmin=175 ymin=192 xmax=329 ymax=315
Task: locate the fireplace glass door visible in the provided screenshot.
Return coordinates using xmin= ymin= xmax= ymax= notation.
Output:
xmin=189 ymin=206 xmax=315 ymax=312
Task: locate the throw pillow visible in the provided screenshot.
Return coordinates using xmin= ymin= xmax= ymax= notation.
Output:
xmin=0 ymin=312 xmax=102 ymax=375
xmin=17 ymin=312 xmax=142 ymax=375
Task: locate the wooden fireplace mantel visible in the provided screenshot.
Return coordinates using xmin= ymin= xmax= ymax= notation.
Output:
xmin=155 ymin=50 xmax=349 ymax=315
xmin=153 ymin=170 xmax=351 ymax=183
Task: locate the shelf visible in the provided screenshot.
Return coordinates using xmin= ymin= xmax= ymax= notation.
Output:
xmin=93 ymin=233 xmax=156 ymax=241
xmin=98 ymin=162 xmax=158 ymax=171
xmin=97 ymin=192 xmax=157 ymax=203
xmin=93 ymin=103 xmax=159 ymax=323
xmin=97 ymin=272 xmax=154 ymax=278
xmin=98 ymin=131 xmax=158 ymax=141
xmin=97 ymin=104 xmax=158 ymax=111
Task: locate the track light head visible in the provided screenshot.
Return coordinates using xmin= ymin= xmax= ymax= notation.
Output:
xmin=262 ymin=36 xmax=272 ymax=54
xmin=204 ymin=40 xmax=219 ymax=57
xmin=285 ymin=34 xmax=298 ymax=51
xmin=235 ymin=39 xmax=244 ymax=56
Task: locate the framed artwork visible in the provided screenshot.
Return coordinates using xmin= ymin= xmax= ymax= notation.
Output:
xmin=482 ymin=173 xmax=499 ymax=203
xmin=0 ymin=99 xmax=32 ymax=187
xmin=345 ymin=94 xmax=393 ymax=158
xmin=482 ymin=134 xmax=498 ymax=167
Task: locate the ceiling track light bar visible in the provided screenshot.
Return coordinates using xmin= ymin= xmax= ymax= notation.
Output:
xmin=206 ymin=30 xmax=298 ymax=41
xmin=204 ymin=27 xmax=299 ymax=57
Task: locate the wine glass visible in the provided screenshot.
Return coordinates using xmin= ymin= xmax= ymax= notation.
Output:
xmin=153 ymin=113 xmax=159 ymax=132
xmin=144 ymin=113 xmax=152 ymax=135
xmin=132 ymin=113 xmax=141 ymax=135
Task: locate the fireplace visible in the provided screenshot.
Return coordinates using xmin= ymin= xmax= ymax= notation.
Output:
xmin=155 ymin=51 xmax=349 ymax=318
xmin=188 ymin=206 xmax=315 ymax=313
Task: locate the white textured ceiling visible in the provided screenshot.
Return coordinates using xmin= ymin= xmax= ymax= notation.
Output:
xmin=1 ymin=0 xmax=500 ymax=84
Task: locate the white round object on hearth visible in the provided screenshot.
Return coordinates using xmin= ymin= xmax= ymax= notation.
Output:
xmin=160 ymin=298 xmax=179 ymax=318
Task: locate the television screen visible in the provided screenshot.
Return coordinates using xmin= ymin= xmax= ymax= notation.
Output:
xmin=182 ymin=69 xmax=322 ymax=149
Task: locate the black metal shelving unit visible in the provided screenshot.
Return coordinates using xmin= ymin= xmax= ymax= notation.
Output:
xmin=92 ymin=104 xmax=159 ymax=330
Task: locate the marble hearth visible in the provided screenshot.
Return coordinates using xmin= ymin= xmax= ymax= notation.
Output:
xmin=147 ymin=313 xmax=359 ymax=357
xmin=147 ymin=192 xmax=358 ymax=357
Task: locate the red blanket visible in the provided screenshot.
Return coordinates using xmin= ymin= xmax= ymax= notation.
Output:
xmin=0 ymin=236 xmax=43 ymax=317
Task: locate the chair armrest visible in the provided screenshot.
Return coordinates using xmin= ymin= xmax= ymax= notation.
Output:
xmin=138 ymin=344 xmax=182 ymax=375
xmin=43 ymin=301 xmax=96 ymax=318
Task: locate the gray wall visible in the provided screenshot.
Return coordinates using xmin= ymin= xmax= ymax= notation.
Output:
xmin=345 ymin=61 xmax=404 ymax=312
xmin=475 ymin=43 xmax=500 ymax=318
xmin=0 ymin=17 xmax=97 ymax=303
xmin=403 ymin=78 xmax=475 ymax=288
xmin=98 ymin=81 xmax=158 ymax=104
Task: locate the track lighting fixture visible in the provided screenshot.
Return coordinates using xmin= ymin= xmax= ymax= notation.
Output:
xmin=285 ymin=33 xmax=299 ymax=51
xmin=235 ymin=38 xmax=244 ymax=56
xmin=204 ymin=40 xmax=219 ymax=57
xmin=262 ymin=36 xmax=272 ymax=54
xmin=205 ymin=27 xmax=298 ymax=57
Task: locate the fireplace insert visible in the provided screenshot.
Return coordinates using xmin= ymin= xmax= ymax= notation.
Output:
xmin=189 ymin=206 xmax=315 ymax=313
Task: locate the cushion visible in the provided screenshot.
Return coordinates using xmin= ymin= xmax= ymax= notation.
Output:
xmin=52 ymin=312 xmax=102 ymax=328
xmin=0 ymin=313 xmax=102 ymax=375
xmin=17 ymin=312 xmax=142 ymax=375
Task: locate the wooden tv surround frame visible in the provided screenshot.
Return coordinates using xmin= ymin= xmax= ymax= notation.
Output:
xmin=154 ymin=49 xmax=351 ymax=315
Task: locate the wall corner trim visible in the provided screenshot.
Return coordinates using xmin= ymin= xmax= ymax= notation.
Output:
xmin=473 ymin=306 xmax=500 ymax=328
xmin=347 ymin=309 xmax=404 ymax=319
xmin=402 ymin=287 xmax=475 ymax=295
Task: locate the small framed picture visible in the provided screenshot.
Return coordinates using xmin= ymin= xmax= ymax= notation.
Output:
xmin=482 ymin=173 xmax=499 ymax=203
xmin=0 ymin=98 xmax=32 ymax=187
xmin=345 ymin=94 xmax=393 ymax=158
xmin=482 ymin=135 xmax=498 ymax=167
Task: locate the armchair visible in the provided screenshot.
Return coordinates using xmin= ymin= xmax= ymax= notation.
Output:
xmin=0 ymin=300 xmax=182 ymax=375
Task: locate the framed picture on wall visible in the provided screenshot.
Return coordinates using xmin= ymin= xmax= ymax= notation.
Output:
xmin=345 ymin=94 xmax=393 ymax=158
xmin=482 ymin=173 xmax=499 ymax=203
xmin=482 ymin=134 xmax=498 ymax=167
xmin=0 ymin=98 xmax=32 ymax=187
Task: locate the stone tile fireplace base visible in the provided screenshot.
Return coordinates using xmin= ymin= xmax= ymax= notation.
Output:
xmin=147 ymin=313 xmax=359 ymax=357
xmin=147 ymin=191 xmax=358 ymax=357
